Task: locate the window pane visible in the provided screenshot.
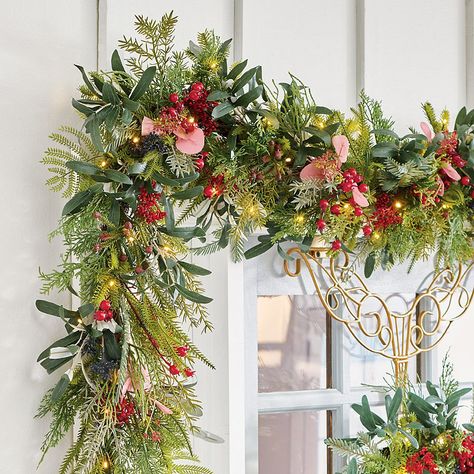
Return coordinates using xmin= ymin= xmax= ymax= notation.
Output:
xmin=258 ymin=295 xmax=327 ymax=392
xmin=259 ymin=410 xmax=329 ymax=474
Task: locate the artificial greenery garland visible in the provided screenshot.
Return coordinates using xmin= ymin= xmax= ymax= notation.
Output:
xmin=36 ymin=12 xmax=474 ymax=473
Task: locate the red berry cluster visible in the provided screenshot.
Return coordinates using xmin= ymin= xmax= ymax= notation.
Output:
xmin=136 ymin=186 xmax=167 ymax=224
xmin=181 ymin=82 xmax=219 ymax=136
xmin=168 ymin=364 xmax=194 ymax=378
xmin=94 ymin=299 xmax=114 ymax=322
xmin=456 ymin=435 xmax=474 ymax=472
xmin=116 ymin=398 xmax=135 ymax=426
xmin=372 ymin=194 xmax=402 ymax=229
xmin=203 ymin=175 xmax=225 ymax=199
xmin=339 ymin=167 xmax=366 ymax=193
xmin=405 ymin=447 xmax=438 ymax=474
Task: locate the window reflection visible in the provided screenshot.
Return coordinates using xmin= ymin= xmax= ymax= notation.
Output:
xmin=259 ymin=410 xmax=329 ymax=474
xmin=258 ymin=295 xmax=327 ymax=393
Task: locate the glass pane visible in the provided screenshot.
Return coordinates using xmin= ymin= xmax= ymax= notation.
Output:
xmin=259 ymin=410 xmax=329 ymax=474
xmin=258 ymin=295 xmax=327 ymax=392
xmin=432 ymin=306 xmax=474 ymax=383
xmin=347 ymin=294 xmax=416 ymax=387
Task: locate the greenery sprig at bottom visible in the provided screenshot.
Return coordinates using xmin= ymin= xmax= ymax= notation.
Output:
xmin=327 ymin=357 xmax=474 ymax=474
xmin=37 ymin=12 xmax=474 ymax=473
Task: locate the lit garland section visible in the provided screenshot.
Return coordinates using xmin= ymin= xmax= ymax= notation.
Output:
xmin=36 ymin=12 xmax=474 ymax=474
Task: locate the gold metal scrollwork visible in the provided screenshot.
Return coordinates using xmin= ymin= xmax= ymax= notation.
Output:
xmin=283 ymin=245 xmax=474 ymax=382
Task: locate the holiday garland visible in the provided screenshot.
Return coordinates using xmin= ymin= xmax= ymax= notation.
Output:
xmin=36 ymin=12 xmax=474 ymax=473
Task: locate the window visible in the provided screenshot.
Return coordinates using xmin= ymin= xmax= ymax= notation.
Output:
xmin=243 ymin=245 xmax=423 ymax=474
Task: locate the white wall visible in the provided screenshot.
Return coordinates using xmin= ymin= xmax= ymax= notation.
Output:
xmin=1 ymin=1 xmax=473 ymax=473
xmin=0 ymin=1 xmax=97 ymax=472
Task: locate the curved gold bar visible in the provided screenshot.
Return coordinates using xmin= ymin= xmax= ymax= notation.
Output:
xmin=284 ymin=246 xmax=474 ymax=382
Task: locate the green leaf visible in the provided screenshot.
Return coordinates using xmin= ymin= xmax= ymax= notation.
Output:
xmin=178 ymin=261 xmax=211 ymax=276
xmin=109 ymin=199 xmax=121 ymax=226
xmin=172 ymin=186 xmax=204 ymax=200
xmin=78 ymin=303 xmax=95 ymax=318
xmin=72 ymin=98 xmax=94 ymax=116
xmin=51 ymin=374 xmax=71 ymax=401
xmin=102 ymin=82 xmax=120 ymax=105
xmin=408 ymin=393 xmax=437 ymax=414
xmin=111 ymin=49 xmax=126 ymax=73
xmin=372 ymin=143 xmax=399 ymax=158
xmin=364 ymin=252 xmax=376 ymax=278
xmin=387 ymin=388 xmax=402 ymax=421
xmin=314 ymin=106 xmax=333 ymax=115
xmin=232 ymin=66 xmax=258 ymax=93
xmin=86 ymin=115 xmax=104 ymax=152
xmin=234 ymin=85 xmax=263 ymax=107
xmin=103 ymin=330 xmax=121 ymax=360
xmin=35 ymin=300 xmax=77 ymax=319
xmin=65 ymin=160 xmax=101 ymax=176
xmin=37 ymin=332 xmax=82 ymax=362
xmin=446 ymin=387 xmax=471 ymax=408
xmin=212 ymin=102 xmax=234 ymax=119
xmin=176 ymin=284 xmax=213 ymax=304
xmin=122 ymin=97 xmax=139 ymax=112
xmin=62 ymin=190 xmax=93 ymax=216
xmin=244 ymin=241 xmax=273 ymax=259
xmin=463 ymin=423 xmax=474 ymax=432
xmin=40 ymin=356 xmax=73 ymax=374
xmin=152 ymin=172 xmax=180 ymax=187
xmin=74 ymin=64 xmax=98 ymax=95
xmin=372 ymin=128 xmax=399 ymax=140
xmin=347 ymin=459 xmax=358 ymax=474
xmin=399 ymin=428 xmax=419 ymax=449
xmin=129 ymin=66 xmax=156 ymax=101
xmin=105 ymin=105 xmax=120 ymax=131
xmin=226 ymin=59 xmax=248 ymax=80
xmin=207 ymin=90 xmax=230 ymax=101
xmin=103 ymin=169 xmax=132 ymax=185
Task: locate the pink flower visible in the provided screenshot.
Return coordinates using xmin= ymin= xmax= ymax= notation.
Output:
xmin=142 ymin=116 xmax=161 ymax=136
xmin=154 ymin=399 xmax=173 ymax=415
xmin=420 ymin=121 xmax=434 ymax=142
xmin=174 ymin=127 xmax=205 ymax=155
xmin=442 ymin=162 xmax=461 ymax=181
xmin=352 ymin=186 xmax=369 ymax=207
xmin=332 ymin=135 xmax=349 ymax=166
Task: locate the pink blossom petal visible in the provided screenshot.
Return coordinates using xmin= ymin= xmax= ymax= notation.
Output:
xmin=436 ymin=175 xmax=445 ymax=196
xmin=142 ymin=117 xmax=156 ymax=136
xmin=300 ymin=161 xmax=325 ymax=181
xmin=352 ymin=187 xmax=369 ymax=207
xmin=332 ymin=135 xmax=349 ymax=165
xmin=420 ymin=122 xmax=433 ymax=142
xmin=443 ymin=163 xmax=461 ymax=181
xmin=154 ymin=399 xmax=173 ymax=415
xmin=174 ymin=127 xmax=205 ymax=155
xmin=141 ymin=366 xmax=152 ymax=392
xmin=121 ymin=377 xmax=133 ymax=400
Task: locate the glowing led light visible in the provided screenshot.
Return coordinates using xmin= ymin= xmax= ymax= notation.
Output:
xmin=393 ymin=200 xmax=403 ymax=209
xmin=343 ymin=203 xmax=350 ymax=209
xmin=102 ymin=459 xmax=109 ymax=469
xmin=163 ymin=246 xmax=171 ymax=252
xmin=373 ymin=232 xmax=381 ymax=240
xmin=295 ymin=215 xmax=305 ymax=224
xmin=77 ymin=317 xmax=83 ymax=324
xmin=285 ymin=157 xmax=292 ymax=163
xmin=127 ymin=236 xmax=135 ymax=243
xmin=188 ymin=116 xmax=195 ymax=124
xmin=132 ymin=135 xmax=140 ymax=144
xmin=209 ymin=61 xmax=218 ymax=70
xmin=317 ymin=121 xmax=325 ymax=128
xmin=100 ymin=160 xmax=107 ymax=168
xmin=108 ymin=279 xmax=117 ymax=288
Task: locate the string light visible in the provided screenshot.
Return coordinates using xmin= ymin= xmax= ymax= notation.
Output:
xmin=127 ymin=236 xmax=135 ymax=243
xmin=285 ymin=157 xmax=292 ymax=163
xmin=77 ymin=317 xmax=83 ymax=324
xmin=343 ymin=203 xmax=350 ymax=210
xmin=99 ymin=160 xmax=108 ymax=168
xmin=131 ymin=135 xmax=140 ymax=144
xmin=163 ymin=246 xmax=171 ymax=252
xmin=393 ymin=200 xmax=403 ymax=209
xmin=209 ymin=61 xmax=218 ymax=70
xmin=295 ymin=214 xmax=305 ymax=224
xmin=317 ymin=121 xmax=325 ymax=129
xmin=102 ymin=459 xmax=110 ymax=469
xmin=373 ymin=232 xmax=381 ymax=240
xmin=188 ymin=116 xmax=195 ymax=124
xmin=107 ymin=279 xmax=117 ymax=288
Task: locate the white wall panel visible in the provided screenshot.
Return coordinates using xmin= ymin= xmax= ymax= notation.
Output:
xmin=100 ymin=0 xmax=235 ymax=66
xmin=363 ymin=0 xmax=466 ymax=131
xmin=241 ymin=0 xmax=358 ymax=111
xmin=0 ymin=1 xmax=97 ymax=472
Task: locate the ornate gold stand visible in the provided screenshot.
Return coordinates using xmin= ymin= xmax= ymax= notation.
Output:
xmin=283 ymin=245 xmax=474 ymax=383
